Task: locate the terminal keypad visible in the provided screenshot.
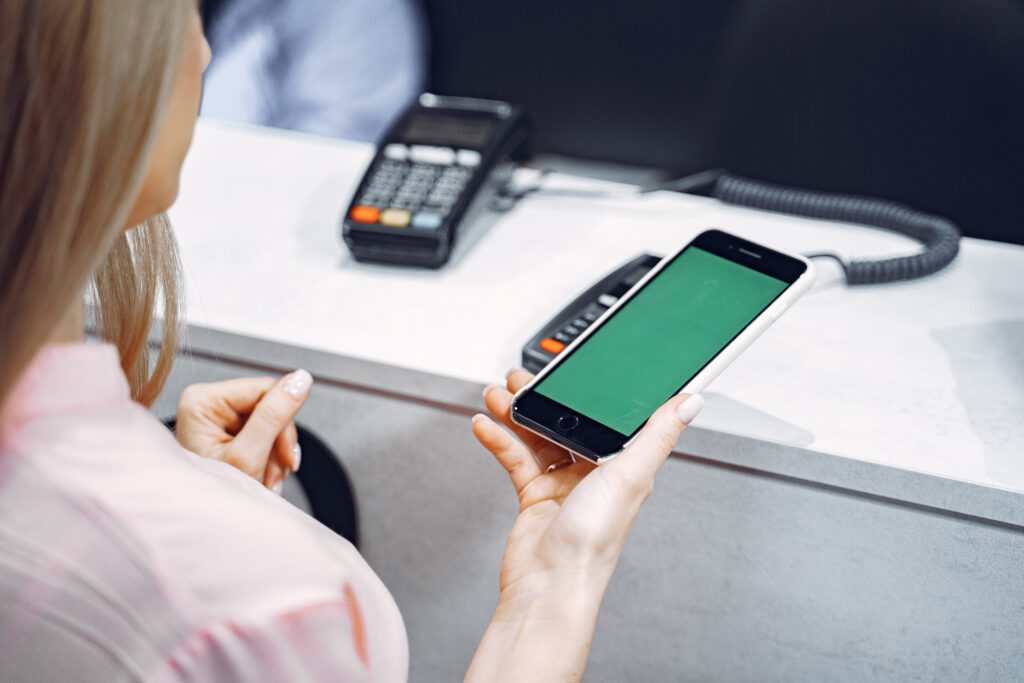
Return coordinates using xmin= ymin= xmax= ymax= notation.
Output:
xmin=348 ymin=144 xmax=477 ymax=230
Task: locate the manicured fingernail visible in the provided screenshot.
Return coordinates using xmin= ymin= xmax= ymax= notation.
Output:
xmin=283 ymin=369 xmax=312 ymax=401
xmin=472 ymin=413 xmax=487 ymax=424
xmin=273 ymin=480 xmax=284 ymax=495
xmin=676 ymin=394 xmax=704 ymax=424
xmin=482 ymin=384 xmax=500 ymax=399
xmin=291 ymin=443 xmax=302 ymax=472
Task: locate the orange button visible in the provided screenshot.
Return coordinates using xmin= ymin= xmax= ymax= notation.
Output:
xmin=349 ymin=205 xmax=381 ymax=223
xmin=540 ymin=338 xmax=565 ymax=354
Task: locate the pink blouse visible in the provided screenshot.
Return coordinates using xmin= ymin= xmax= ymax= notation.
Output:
xmin=0 ymin=344 xmax=408 ymax=681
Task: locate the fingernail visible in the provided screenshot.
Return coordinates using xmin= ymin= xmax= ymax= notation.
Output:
xmin=505 ymin=367 xmax=524 ymax=380
xmin=676 ymin=394 xmax=704 ymax=424
xmin=482 ymin=384 xmax=500 ymax=399
xmin=282 ymin=369 xmax=313 ymax=401
xmin=472 ymin=413 xmax=487 ymax=424
xmin=291 ymin=442 xmax=302 ymax=472
xmin=273 ymin=480 xmax=284 ymax=495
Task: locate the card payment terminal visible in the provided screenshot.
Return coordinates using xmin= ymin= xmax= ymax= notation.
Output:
xmin=521 ymin=253 xmax=663 ymax=373
xmin=341 ymin=93 xmax=529 ymax=268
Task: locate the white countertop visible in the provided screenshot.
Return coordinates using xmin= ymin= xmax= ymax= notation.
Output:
xmin=168 ymin=120 xmax=1024 ymax=500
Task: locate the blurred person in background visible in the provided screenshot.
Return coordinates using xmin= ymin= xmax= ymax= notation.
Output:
xmin=199 ymin=0 xmax=427 ymax=141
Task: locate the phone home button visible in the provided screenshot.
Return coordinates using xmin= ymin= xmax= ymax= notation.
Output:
xmin=556 ymin=415 xmax=580 ymax=432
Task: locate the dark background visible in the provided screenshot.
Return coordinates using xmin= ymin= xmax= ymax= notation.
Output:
xmin=205 ymin=0 xmax=1024 ymax=244
xmin=422 ymin=0 xmax=1024 ymax=244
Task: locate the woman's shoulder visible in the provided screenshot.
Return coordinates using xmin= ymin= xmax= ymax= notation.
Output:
xmin=16 ymin=398 xmax=372 ymax=606
xmin=0 ymin=442 xmax=406 ymax=681
xmin=0 ymin=402 xmax=407 ymax=680
xmin=11 ymin=388 xmax=372 ymax=583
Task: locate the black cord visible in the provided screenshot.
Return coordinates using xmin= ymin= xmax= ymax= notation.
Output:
xmin=642 ymin=169 xmax=962 ymax=284
xmin=712 ymin=174 xmax=961 ymax=285
xmin=500 ymin=168 xmax=962 ymax=284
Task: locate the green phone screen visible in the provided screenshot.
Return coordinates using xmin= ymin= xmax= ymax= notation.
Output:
xmin=534 ymin=247 xmax=789 ymax=435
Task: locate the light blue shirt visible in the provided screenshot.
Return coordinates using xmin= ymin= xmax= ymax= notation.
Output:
xmin=200 ymin=0 xmax=427 ymax=143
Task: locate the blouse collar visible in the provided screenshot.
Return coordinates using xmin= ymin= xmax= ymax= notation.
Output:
xmin=1 ymin=343 xmax=130 ymax=431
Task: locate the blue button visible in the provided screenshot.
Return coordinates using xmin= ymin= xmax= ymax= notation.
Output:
xmin=412 ymin=212 xmax=443 ymax=230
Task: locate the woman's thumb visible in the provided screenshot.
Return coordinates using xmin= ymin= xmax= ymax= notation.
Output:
xmin=232 ymin=369 xmax=313 ymax=461
xmin=609 ymin=393 xmax=704 ymax=485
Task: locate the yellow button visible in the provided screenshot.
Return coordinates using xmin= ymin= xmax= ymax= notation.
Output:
xmin=379 ymin=209 xmax=412 ymax=227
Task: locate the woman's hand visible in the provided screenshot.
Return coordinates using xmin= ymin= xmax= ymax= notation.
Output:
xmin=466 ymin=369 xmax=703 ymax=682
xmin=174 ymin=370 xmax=312 ymax=493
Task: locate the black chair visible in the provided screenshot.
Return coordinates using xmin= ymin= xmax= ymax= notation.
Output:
xmin=292 ymin=424 xmax=359 ymax=547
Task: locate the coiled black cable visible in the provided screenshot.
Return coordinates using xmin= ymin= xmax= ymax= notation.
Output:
xmin=711 ymin=174 xmax=962 ymax=285
xmin=510 ymin=167 xmax=962 ymax=284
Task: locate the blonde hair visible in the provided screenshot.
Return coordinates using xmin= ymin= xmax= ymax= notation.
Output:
xmin=0 ymin=0 xmax=190 ymax=413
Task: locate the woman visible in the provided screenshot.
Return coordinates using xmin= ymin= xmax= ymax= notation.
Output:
xmin=0 ymin=2 xmax=703 ymax=680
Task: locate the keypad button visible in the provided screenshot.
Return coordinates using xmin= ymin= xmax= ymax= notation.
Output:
xmin=377 ymin=164 xmax=405 ymax=177
xmin=410 ymin=145 xmax=456 ymax=165
xmin=553 ymin=332 xmax=572 ymax=343
xmin=540 ymin=338 xmax=565 ymax=354
xmin=457 ymin=149 xmax=482 ymax=167
xmin=563 ymin=325 xmax=580 ymax=336
xmin=609 ymin=282 xmax=632 ymax=298
xmin=349 ymin=205 xmax=381 ymax=224
xmin=408 ymin=163 xmax=438 ymax=175
xmin=411 ymin=212 xmax=443 ymax=230
xmin=582 ymin=308 xmax=602 ymax=322
xmin=383 ymin=144 xmax=409 ymax=161
xmin=379 ymin=209 xmax=412 ymax=227
xmin=597 ymin=294 xmax=618 ymax=308
xmin=441 ymin=167 xmax=470 ymax=180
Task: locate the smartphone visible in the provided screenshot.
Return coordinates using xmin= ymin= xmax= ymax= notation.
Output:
xmin=510 ymin=229 xmax=815 ymax=463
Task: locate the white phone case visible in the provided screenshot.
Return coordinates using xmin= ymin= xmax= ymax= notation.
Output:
xmin=511 ymin=234 xmax=816 ymax=463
